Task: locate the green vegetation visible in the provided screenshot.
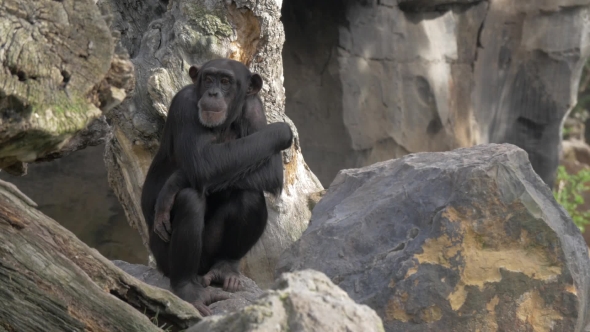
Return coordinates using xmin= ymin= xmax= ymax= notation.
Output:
xmin=556 ymin=59 xmax=590 ymax=233
xmin=553 ymin=165 xmax=590 ymax=232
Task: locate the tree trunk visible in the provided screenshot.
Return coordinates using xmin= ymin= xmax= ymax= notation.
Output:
xmin=98 ymin=0 xmax=323 ymax=288
xmin=0 ymin=180 xmax=202 ymax=331
xmin=0 ymin=0 xmax=129 ymax=176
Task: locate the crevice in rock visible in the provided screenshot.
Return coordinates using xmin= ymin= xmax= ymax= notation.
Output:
xmin=398 ymin=0 xmax=485 ymax=13
xmin=7 ymin=66 xmax=31 ymax=82
xmin=472 ymin=1 xmax=489 ymax=72
xmin=408 ymin=227 xmax=420 ymax=239
xmin=108 ymin=289 xmax=175 ymax=329
xmin=427 ymin=117 xmax=443 ymax=136
xmin=516 ymin=116 xmax=545 ymax=140
xmin=60 ymin=70 xmax=71 ymax=89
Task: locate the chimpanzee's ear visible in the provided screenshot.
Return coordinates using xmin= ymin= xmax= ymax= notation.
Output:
xmin=188 ymin=65 xmax=200 ymax=83
xmin=247 ymin=74 xmax=263 ymax=96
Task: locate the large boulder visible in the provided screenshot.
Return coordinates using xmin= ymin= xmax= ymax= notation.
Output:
xmin=278 ymin=144 xmax=590 ymax=332
xmin=188 ymin=270 xmax=384 ymax=332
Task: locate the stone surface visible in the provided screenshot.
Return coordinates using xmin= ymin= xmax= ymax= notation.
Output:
xmin=278 ymin=144 xmax=590 ymax=332
xmin=0 ymin=0 xmax=132 ymax=174
xmin=97 ymin=0 xmax=323 ymax=287
xmin=188 ymin=270 xmax=384 ymax=332
xmin=472 ymin=0 xmax=590 ymax=187
xmin=283 ymin=0 xmax=590 ymax=187
xmin=113 ymin=260 xmax=264 ymax=316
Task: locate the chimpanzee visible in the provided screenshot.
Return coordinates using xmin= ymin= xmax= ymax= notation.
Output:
xmin=140 ymin=58 xmax=293 ymax=316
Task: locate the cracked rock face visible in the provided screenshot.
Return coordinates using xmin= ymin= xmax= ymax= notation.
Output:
xmin=283 ymin=0 xmax=590 ymax=188
xmin=188 ymin=270 xmax=384 ymax=332
xmin=278 ymin=144 xmax=590 ymax=332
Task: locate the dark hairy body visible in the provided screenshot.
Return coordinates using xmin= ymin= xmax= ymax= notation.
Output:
xmin=140 ymin=58 xmax=293 ymax=316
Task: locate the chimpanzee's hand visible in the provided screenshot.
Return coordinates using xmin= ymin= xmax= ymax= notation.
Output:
xmin=268 ymin=122 xmax=293 ymax=151
xmin=154 ymin=212 xmax=172 ymax=242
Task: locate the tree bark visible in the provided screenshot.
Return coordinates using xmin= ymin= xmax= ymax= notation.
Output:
xmin=0 ymin=0 xmax=130 ymax=176
xmin=0 ymin=180 xmax=202 ymax=331
xmin=98 ymin=0 xmax=323 ymax=288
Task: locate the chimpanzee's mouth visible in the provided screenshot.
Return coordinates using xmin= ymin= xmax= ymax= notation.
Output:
xmin=198 ymin=98 xmax=227 ymax=115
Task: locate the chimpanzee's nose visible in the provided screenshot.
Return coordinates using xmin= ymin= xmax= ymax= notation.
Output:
xmin=208 ymin=90 xmax=218 ymax=97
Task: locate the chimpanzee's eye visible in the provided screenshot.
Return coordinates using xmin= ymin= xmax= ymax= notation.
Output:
xmin=204 ymin=76 xmax=214 ymax=85
xmin=221 ymin=77 xmax=230 ymax=85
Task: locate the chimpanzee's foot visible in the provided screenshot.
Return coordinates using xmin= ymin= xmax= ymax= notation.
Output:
xmin=173 ymin=280 xmax=229 ymax=316
xmin=201 ymin=260 xmax=242 ymax=292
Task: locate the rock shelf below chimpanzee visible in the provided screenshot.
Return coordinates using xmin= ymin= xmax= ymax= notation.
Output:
xmin=278 ymin=143 xmax=590 ymax=332
xmin=188 ymin=270 xmax=384 ymax=332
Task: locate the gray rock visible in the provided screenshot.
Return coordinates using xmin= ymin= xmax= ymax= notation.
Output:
xmin=112 ymin=260 xmax=263 ymax=316
xmin=188 ymin=270 xmax=384 ymax=332
xmin=278 ymin=144 xmax=590 ymax=332
xmin=283 ymin=0 xmax=590 ymax=187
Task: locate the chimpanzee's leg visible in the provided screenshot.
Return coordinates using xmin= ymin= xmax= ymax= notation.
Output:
xmin=158 ymin=188 xmax=227 ymax=316
xmin=201 ymin=190 xmax=268 ymax=292
xmin=153 ymin=170 xmax=190 ymax=242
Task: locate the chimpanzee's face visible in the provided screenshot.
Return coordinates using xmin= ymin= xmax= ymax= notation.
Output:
xmin=189 ymin=59 xmax=262 ymax=128
xmin=195 ymin=67 xmax=238 ymax=127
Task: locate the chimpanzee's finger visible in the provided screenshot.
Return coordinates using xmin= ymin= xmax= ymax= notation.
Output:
xmin=163 ymin=218 xmax=172 ymax=234
xmin=155 ymin=223 xmax=170 ymax=243
xmin=207 ymin=292 xmax=230 ymax=304
xmin=193 ymin=302 xmax=212 ymax=317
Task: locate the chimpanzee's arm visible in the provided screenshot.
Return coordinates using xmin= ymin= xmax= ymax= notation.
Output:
xmin=153 ymin=170 xmax=190 ymax=242
xmin=206 ymin=154 xmax=283 ymax=195
xmin=168 ymin=88 xmax=292 ymax=192
xmin=206 ymin=96 xmax=284 ymax=195
xmin=178 ymin=125 xmax=289 ymax=192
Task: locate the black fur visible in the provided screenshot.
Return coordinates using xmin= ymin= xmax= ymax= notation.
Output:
xmin=140 ymin=58 xmax=292 ymax=316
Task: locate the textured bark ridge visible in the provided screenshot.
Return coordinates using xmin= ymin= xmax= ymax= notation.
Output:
xmin=0 ymin=0 xmax=132 ymax=175
xmin=97 ymin=0 xmax=323 ymax=287
xmin=278 ymin=144 xmax=590 ymax=332
xmin=0 ymin=181 xmax=202 ymax=331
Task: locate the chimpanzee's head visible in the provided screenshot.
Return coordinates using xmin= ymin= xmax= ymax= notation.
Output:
xmin=189 ymin=59 xmax=263 ymax=128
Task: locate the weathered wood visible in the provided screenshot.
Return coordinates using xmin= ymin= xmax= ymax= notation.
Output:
xmin=0 ymin=181 xmax=201 ymax=331
xmin=0 ymin=0 xmax=126 ymax=175
xmin=98 ymin=0 xmax=324 ymax=287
